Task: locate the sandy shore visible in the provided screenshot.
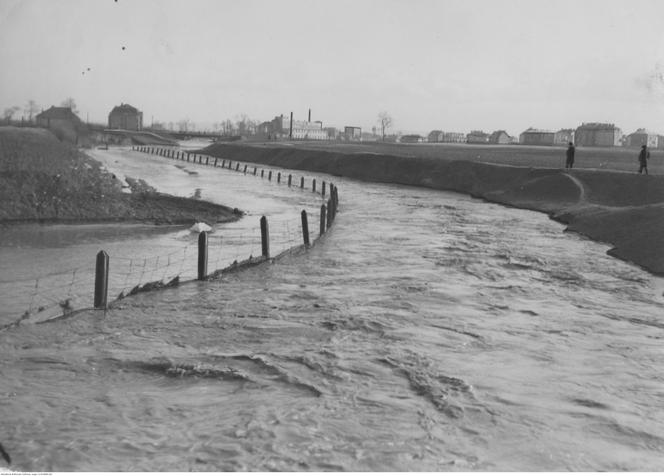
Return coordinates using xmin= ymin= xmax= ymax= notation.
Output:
xmin=201 ymin=143 xmax=664 ymax=276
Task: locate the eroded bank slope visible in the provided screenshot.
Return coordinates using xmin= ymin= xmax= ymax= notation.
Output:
xmin=201 ymin=143 xmax=664 ymax=275
xmin=0 ymin=127 xmax=239 ymax=225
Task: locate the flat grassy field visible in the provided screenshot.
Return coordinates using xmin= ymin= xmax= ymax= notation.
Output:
xmin=248 ymin=140 xmax=663 ymax=175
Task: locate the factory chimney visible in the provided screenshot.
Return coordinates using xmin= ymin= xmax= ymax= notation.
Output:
xmin=308 ymin=109 xmax=311 ymax=122
xmin=289 ymin=112 xmax=293 ymax=139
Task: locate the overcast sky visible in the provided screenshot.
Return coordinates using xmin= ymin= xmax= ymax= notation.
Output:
xmin=1 ymin=0 xmax=664 ymax=135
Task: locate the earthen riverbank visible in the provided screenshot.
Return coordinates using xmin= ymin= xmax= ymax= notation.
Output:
xmin=200 ymin=143 xmax=664 ymax=276
xmin=0 ymin=127 xmax=240 ymax=225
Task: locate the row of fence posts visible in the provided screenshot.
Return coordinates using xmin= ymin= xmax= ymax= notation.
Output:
xmin=131 ymin=145 xmax=339 ymax=202
xmin=91 ymin=146 xmax=340 ymax=310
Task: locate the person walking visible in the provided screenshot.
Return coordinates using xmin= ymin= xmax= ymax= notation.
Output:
xmin=638 ymin=145 xmax=650 ymax=174
xmin=565 ymin=142 xmax=575 ymax=169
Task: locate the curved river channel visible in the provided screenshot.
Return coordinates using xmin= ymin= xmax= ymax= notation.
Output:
xmin=1 ymin=147 xmax=663 ymax=471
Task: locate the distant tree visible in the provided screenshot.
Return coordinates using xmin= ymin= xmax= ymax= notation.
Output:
xmin=176 ymin=119 xmax=190 ymax=132
xmin=3 ymin=106 xmax=20 ymax=124
xmin=60 ymin=97 xmax=78 ymax=114
xmin=377 ymin=111 xmax=392 ymax=141
xmin=152 ymin=121 xmax=166 ymax=130
xmin=24 ymin=100 xmax=39 ymax=123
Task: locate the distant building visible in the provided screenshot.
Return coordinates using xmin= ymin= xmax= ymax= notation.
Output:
xmin=344 ymin=126 xmax=362 ymax=141
xmin=35 ymin=106 xmax=85 ymax=144
xmin=554 ymin=128 xmax=575 ymax=145
xmin=428 ymin=130 xmax=444 ymax=142
xmin=108 ymin=103 xmax=143 ymax=131
xmin=574 ymin=123 xmax=622 ymax=147
xmin=262 ymin=114 xmax=328 ymax=140
xmin=325 ymin=127 xmax=339 ymax=140
xmin=467 ymin=130 xmax=490 ymax=144
xmin=625 ymin=128 xmax=658 ymax=148
xmin=442 ymin=132 xmax=466 ymax=143
xmin=519 ymin=128 xmax=555 ymax=146
xmin=428 ymin=130 xmax=466 ymax=143
xmin=399 ymin=134 xmax=423 ymax=143
xmin=489 ymin=130 xmax=511 ymax=144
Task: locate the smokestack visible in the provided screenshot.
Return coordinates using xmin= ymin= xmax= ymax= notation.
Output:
xmin=289 ymin=112 xmax=293 ymax=139
xmin=308 ymin=109 xmax=311 ymax=122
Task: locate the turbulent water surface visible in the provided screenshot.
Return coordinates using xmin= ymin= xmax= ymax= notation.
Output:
xmin=1 ymin=147 xmax=663 ymax=471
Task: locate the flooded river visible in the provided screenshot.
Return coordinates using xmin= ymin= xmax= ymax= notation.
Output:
xmin=1 ymin=147 xmax=663 ymax=471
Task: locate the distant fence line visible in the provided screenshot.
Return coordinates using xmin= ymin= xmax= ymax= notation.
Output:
xmin=0 ymin=146 xmax=339 ymax=331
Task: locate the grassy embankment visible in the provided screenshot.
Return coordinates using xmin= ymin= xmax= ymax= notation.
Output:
xmin=200 ymin=142 xmax=664 ymax=276
xmin=0 ymin=127 xmax=239 ymax=225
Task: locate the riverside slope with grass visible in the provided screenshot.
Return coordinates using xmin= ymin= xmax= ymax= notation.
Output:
xmin=200 ymin=142 xmax=664 ymax=276
xmin=0 ymin=127 xmax=239 ymax=225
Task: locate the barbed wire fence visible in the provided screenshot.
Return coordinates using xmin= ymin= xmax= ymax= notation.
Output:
xmin=0 ymin=146 xmax=339 ymax=331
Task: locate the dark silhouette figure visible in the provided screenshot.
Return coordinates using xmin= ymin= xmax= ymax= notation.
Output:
xmin=565 ymin=142 xmax=575 ymax=169
xmin=0 ymin=442 xmax=10 ymax=466
xmin=638 ymin=145 xmax=650 ymax=174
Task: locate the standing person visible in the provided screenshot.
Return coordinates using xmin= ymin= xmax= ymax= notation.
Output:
xmin=638 ymin=144 xmax=650 ymax=174
xmin=565 ymin=142 xmax=575 ymax=169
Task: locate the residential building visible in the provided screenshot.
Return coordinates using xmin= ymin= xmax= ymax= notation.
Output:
xmin=554 ymin=129 xmax=575 ymax=145
xmin=428 ymin=130 xmax=466 ymax=143
xmin=625 ymin=128 xmax=658 ymax=148
xmin=344 ymin=126 xmax=362 ymax=141
xmin=108 ymin=103 xmax=143 ymax=130
xmin=442 ymin=132 xmax=466 ymax=143
xmin=489 ymin=130 xmax=511 ymax=144
xmin=428 ymin=130 xmax=444 ymax=142
xmin=467 ymin=130 xmax=490 ymax=144
xmin=519 ymin=128 xmax=555 ymax=146
xmin=574 ymin=123 xmax=622 ymax=147
xmin=35 ymin=106 xmax=85 ymax=144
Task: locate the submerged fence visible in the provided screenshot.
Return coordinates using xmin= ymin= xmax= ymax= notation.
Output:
xmin=0 ymin=146 xmax=339 ymax=330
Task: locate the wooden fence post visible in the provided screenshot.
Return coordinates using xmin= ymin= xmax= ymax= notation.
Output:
xmin=300 ymin=177 xmax=304 ymax=188
xmin=277 ymin=172 xmax=281 ymax=183
xmin=268 ymin=171 xmax=272 ymax=181
xmin=94 ymin=250 xmax=109 ymax=309
xmin=198 ymin=231 xmax=208 ymax=280
xmin=254 ymin=167 xmax=257 ymax=175
xmin=244 ymin=165 xmax=247 ymax=174
xmin=214 ymin=157 xmax=218 ymax=167
xmin=260 ymin=216 xmax=270 ymax=258
xmin=261 ymin=169 xmax=264 ymax=178
xmin=301 ymin=210 xmax=310 ymax=246
xmin=312 ymin=178 xmax=316 ymax=193
xmin=222 ymin=159 xmax=226 ymax=168
xmin=236 ymin=163 xmax=239 ymax=171
xmin=186 ymin=153 xmax=190 ymax=162
xmin=327 ymin=198 xmax=333 ymax=228
xmin=205 ymin=156 xmax=209 ymax=165
xmin=288 ymin=174 xmax=292 ymax=187
xmin=322 ymin=181 xmax=326 ymax=197
xmin=320 ymin=204 xmax=326 ymax=235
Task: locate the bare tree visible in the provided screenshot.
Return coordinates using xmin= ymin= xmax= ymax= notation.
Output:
xmin=176 ymin=119 xmax=190 ymax=132
xmin=377 ymin=111 xmax=393 ymax=140
xmin=24 ymin=100 xmax=39 ymax=123
xmin=3 ymin=106 xmax=20 ymax=124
